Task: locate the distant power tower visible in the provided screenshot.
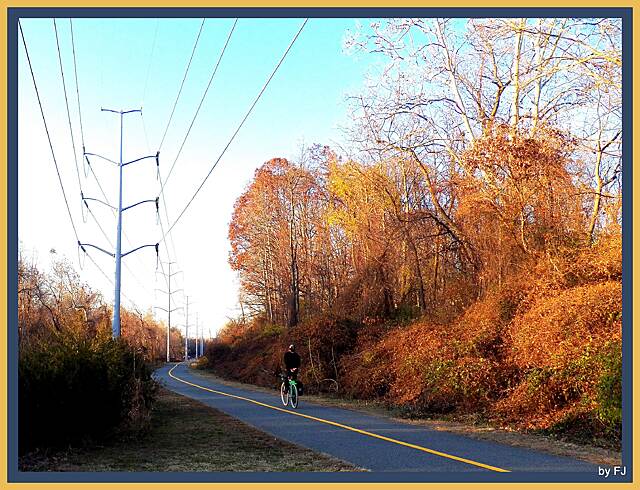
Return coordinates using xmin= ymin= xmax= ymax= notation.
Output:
xmin=195 ymin=312 xmax=200 ymax=359
xmin=200 ymin=315 xmax=205 ymax=357
xmin=79 ymin=108 xmax=160 ymax=338
xmin=184 ymin=295 xmax=195 ymax=362
xmin=195 ymin=312 xmax=204 ymax=358
xmin=155 ymin=261 xmax=183 ymax=362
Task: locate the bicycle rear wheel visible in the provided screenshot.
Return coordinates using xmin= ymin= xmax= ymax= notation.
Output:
xmin=280 ymin=382 xmax=289 ymax=406
xmin=289 ymin=383 xmax=298 ymax=408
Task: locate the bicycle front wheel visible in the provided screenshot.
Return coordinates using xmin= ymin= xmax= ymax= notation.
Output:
xmin=289 ymin=383 xmax=298 ymax=408
xmin=280 ymin=382 xmax=289 ymax=406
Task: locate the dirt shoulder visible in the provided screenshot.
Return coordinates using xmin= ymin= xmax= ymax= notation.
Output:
xmin=188 ymin=367 xmax=622 ymax=467
xmin=19 ymin=387 xmax=362 ymax=472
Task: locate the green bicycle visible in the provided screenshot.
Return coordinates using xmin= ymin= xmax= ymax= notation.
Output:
xmin=279 ymin=372 xmax=299 ymax=408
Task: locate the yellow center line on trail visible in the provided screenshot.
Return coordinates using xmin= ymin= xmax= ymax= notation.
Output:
xmin=167 ymin=363 xmax=510 ymax=473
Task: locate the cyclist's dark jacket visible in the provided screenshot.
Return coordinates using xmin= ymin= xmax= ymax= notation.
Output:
xmin=284 ymin=351 xmax=301 ymax=370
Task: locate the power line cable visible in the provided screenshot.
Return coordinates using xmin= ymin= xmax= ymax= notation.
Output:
xmin=160 ymin=202 xmax=177 ymax=272
xmin=141 ymin=108 xmax=152 ymax=153
xmin=56 ymin=18 xmax=153 ymax=293
xmin=53 ymin=19 xmax=83 ymax=198
xmin=20 ymin=20 xmax=80 ymax=243
xmin=162 ymin=18 xmax=308 ymax=241
xmin=158 ymin=18 xmax=206 ymax=150
xmin=69 ymin=19 xmax=85 ymax=150
xmin=22 ymin=20 xmax=143 ymax=313
xmin=140 ymin=112 xmax=178 ymax=296
xmin=85 ymin=250 xmax=139 ymax=309
xmin=142 ymin=112 xmax=180 ymax=265
xmin=160 ymin=18 xmax=237 ymax=193
xmin=139 ymin=116 xmax=181 ymax=311
xmin=84 ymin=202 xmax=154 ymax=298
xmin=140 ymin=19 xmax=160 ymax=108
xmin=140 ymin=19 xmax=210 ymax=287
xmin=147 ymin=19 xmax=233 ymax=297
xmin=86 ymin=251 xmax=112 ymax=284
xmin=157 ymin=255 xmax=179 ymax=311
xmin=86 ymin=205 xmax=113 ymax=247
xmin=82 ymin=162 xmax=156 ymax=290
xmin=85 ymin=158 xmax=111 ymax=204
xmin=72 ymin=19 xmax=153 ymax=284
xmin=159 ymin=191 xmax=179 ymax=266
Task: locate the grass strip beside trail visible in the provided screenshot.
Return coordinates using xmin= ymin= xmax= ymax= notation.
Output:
xmin=19 ymin=388 xmax=361 ymax=472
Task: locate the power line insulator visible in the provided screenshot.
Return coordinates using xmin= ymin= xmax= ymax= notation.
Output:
xmin=77 ymin=241 xmax=87 ymax=270
xmin=83 ymin=151 xmax=90 ymax=179
xmin=81 ymin=191 xmax=88 ymax=223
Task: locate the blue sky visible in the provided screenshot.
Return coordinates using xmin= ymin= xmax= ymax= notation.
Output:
xmin=18 ymin=17 xmax=377 ymax=336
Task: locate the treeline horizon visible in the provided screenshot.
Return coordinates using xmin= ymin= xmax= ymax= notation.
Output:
xmin=18 ymin=253 xmax=185 ymax=361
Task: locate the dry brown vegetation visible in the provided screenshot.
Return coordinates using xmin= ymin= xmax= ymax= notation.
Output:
xmin=209 ymin=17 xmax=622 ymax=448
xmin=209 ymin=231 xmax=621 ymax=446
xmin=18 ymin=256 xmax=181 ymax=453
xmin=19 ymin=255 xmax=184 ymax=362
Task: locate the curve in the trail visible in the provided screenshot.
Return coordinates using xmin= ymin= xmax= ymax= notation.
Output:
xmin=155 ymin=363 xmax=597 ymax=474
xmin=167 ymin=364 xmax=506 ymax=472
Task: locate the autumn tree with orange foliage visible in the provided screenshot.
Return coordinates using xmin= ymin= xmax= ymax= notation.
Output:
xmin=18 ymin=253 xmax=180 ymax=362
xmin=229 ymin=156 xmax=336 ymax=328
xmin=214 ymin=17 xmax=622 ymax=445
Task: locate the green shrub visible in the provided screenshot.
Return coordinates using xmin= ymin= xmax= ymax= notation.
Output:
xmin=595 ymin=340 xmax=622 ymax=431
xmin=19 ymin=334 xmax=157 ymax=454
xmin=191 ymin=356 xmax=209 ymax=370
xmin=393 ymin=304 xmax=420 ymax=324
xmin=261 ymin=323 xmax=285 ymax=338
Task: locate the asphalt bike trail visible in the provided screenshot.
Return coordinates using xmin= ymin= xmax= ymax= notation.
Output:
xmin=155 ymin=363 xmax=598 ymax=475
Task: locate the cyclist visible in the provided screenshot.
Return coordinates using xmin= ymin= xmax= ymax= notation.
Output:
xmin=283 ymin=344 xmax=301 ymax=392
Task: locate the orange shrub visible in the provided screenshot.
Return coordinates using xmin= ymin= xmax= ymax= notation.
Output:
xmin=206 ymin=237 xmax=622 ymax=443
xmin=512 ymin=233 xmax=622 ymax=315
xmin=340 ymin=289 xmax=516 ymax=413
xmin=340 ymin=340 xmax=394 ymax=399
xmin=509 ymin=281 xmax=621 ymax=370
xmin=496 ymin=280 xmax=622 ymax=434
